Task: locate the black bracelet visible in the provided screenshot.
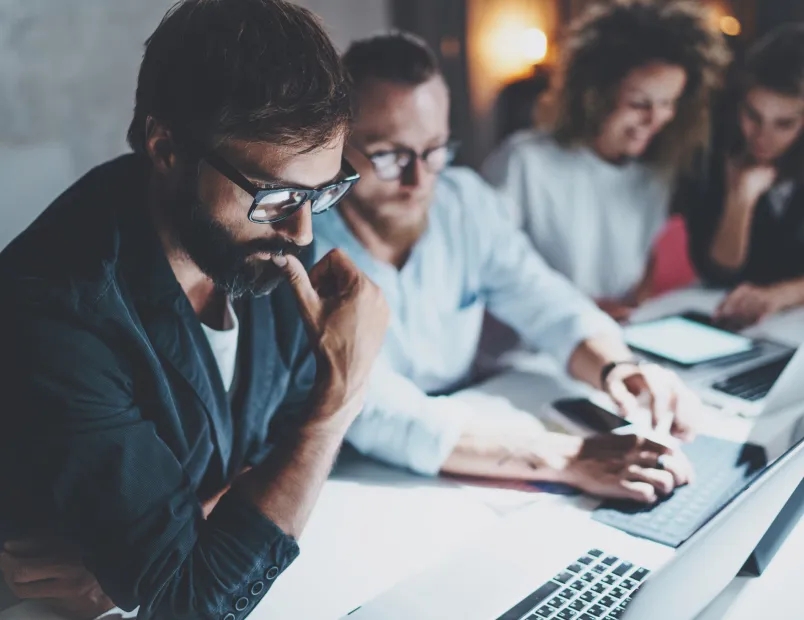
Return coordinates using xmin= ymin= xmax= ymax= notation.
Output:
xmin=600 ymin=360 xmax=641 ymax=388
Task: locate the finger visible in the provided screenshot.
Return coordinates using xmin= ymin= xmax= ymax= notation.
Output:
xmin=638 ymin=367 xmax=672 ymax=430
xmin=274 ymin=253 xmax=320 ymax=323
xmin=659 ymin=453 xmax=694 ymax=486
xmin=8 ymin=578 xmax=96 ymax=601
xmin=627 ymin=464 xmax=676 ymax=496
xmin=718 ymin=287 xmax=749 ymax=318
xmin=669 ymin=385 xmax=699 ymax=441
xmin=619 ymin=480 xmax=658 ymax=504
xmin=308 ymin=249 xmax=360 ymax=298
xmin=3 ymin=538 xmax=80 ymax=561
xmin=607 ymin=379 xmax=641 ymax=420
xmin=635 ymin=448 xmax=693 ymax=485
xmin=0 ymin=555 xmax=84 ymax=584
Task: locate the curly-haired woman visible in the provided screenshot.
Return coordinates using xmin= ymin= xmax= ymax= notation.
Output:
xmin=686 ymin=25 xmax=804 ymax=327
xmin=484 ymin=0 xmax=730 ymax=321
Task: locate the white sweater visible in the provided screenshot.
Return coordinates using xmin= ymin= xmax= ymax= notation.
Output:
xmin=483 ymin=130 xmax=671 ymax=300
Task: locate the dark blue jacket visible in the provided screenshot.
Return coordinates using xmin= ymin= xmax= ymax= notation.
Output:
xmin=0 ymin=154 xmax=316 ymax=619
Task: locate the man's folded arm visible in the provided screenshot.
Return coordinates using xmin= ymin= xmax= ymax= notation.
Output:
xmin=9 ymin=312 xmax=299 ymax=619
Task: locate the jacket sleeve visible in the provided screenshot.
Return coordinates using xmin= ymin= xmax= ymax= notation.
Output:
xmin=5 ymin=307 xmax=298 ymax=620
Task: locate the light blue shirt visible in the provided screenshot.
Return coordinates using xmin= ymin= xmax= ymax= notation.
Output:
xmin=314 ymin=168 xmax=621 ymax=475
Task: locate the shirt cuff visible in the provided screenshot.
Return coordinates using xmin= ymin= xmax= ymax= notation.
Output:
xmin=207 ymin=491 xmax=301 ymax=575
xmin=406 ymin=397 xmax=468 ymax=476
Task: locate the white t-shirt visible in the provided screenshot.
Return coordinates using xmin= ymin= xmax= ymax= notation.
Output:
xmin=483 ymin=130 xmax=672 ymax=300
xmin=200 ymin=299 xmax=240 ymax=392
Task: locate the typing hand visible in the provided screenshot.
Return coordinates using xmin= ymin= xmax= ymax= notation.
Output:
xmin=564 ymin=434 xmax=693 ymax=504
xmin=603 ymin=362 xmax=699 ymax=441
xmin=715 ymin=282 xmax=802 ymax=328
xmin=0 ymin=538 xmax=114 ymax=620
xmin=273 ymin=249 xmax=389 ymax=424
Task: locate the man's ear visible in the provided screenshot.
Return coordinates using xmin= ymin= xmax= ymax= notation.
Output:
xmin=143 ymin=116 xmax=178 ymax=175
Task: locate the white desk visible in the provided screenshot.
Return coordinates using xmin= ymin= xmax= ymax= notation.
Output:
xmin=3 ymin=288 xmax=803 ymax=620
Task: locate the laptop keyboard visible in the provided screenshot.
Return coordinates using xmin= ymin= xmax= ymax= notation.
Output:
xmin=712 ymin=352 xmax=794 ymax=401
xmin=496 ymin=548 xmax=649 ymax=620
xmin=592 ymin=435 xmax=767 ymax=547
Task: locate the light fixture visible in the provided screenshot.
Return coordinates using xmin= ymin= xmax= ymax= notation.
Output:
xmin=719 ymin=15 xmax=741 ymax=37
xmin=521 ymin=28 xmax=548 ymax=64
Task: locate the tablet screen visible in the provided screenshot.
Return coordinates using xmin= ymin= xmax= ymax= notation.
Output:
xmin=624 ymin=316 xmax=755 ymax=366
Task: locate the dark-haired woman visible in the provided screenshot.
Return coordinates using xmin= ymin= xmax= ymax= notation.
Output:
xmin=687 ymin=24 xmax=804 ymax=326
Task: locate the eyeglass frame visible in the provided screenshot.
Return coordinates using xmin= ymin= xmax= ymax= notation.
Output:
xmin=177 ymin=131 xmax=360 ymax=225
xmin=351 ymin=140 xmax=460 ymax=181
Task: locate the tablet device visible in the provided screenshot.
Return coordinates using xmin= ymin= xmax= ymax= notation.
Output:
xmin=624 ymin=315 xmax=756 ymax=367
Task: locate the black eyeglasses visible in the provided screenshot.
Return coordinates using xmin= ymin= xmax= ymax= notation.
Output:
xmin=355 ymin=140 xmax=459 ymax=181
xmin=197 ymin=147 xmax=360 ymax=224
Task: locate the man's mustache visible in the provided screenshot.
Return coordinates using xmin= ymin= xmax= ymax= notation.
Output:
xmin=239 ymin=238 xmax=306 ymax=258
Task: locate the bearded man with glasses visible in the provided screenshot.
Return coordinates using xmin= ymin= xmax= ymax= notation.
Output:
xmin=0 ymin=1 xmax=388 ymax=618
xmin=314 ymin=33 xmax=702 ymax=504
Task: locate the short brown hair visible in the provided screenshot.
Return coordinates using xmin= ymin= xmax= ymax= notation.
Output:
xmin=342 ymin=31 xmax=440 ymax=93
xmin=127 ymin=0 xmax=351 ymax=154
xmin=551 ymin=0 xmax=731 ymax=173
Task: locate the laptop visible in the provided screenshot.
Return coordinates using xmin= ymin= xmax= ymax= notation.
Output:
xmin=622 ymin=313 xmax=801 ymax=416
xmin=343 ymin=414 xmax=804 ymax=620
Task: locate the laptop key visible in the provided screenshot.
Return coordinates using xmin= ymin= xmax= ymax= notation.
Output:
xmin=557 ymin=609 xmax=577 ymax=619
xmin=612 ymin=562 xmax=633 ymax=577
xmin=571 ymin=580 xmax=587 ymax=591
xmin=567 ymin=563 xmax=584 ymax=573
xmin=589 ymin=549 xmax=604 ymax=558
xmin=578 ymin=556 xmax=594 ymax=566
xmin=630 ymin=568 xmax=650 ymax=581
xmin=598 ymin=595 xmax=616 ymax=609
xmin=559 ymin=588 xmax=576 ymax=600
xmin=580 ymin=616 xmax=596 ymax=620
xmin=555 ymin=572 xmax=574 ymax=584
xmin=581 ymin=572 xmax=596 ymax=583
xmin=536 ymin=604 xmax=554 ymax=616
xmin=591 ymin=583 xmax=608 ymax=594
xmin=620 ymin=579 xmax=636 ymax=591
xmin=586 ymin=604 xmax=607 ymax=617
xmin=601 ymin=575 xmax=617 ymax=586
xmin=548 ymin=596 xmax=565 ymax=608
xmin=592 ymin=564 xmax=607 ymax=574
xmin=580 ymin=591 xmax=597 ymax=603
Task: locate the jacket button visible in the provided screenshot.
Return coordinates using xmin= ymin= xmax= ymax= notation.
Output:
xmin=265 ymin=566 xmax=280 ymax=580
xmin=235 ymin=596 xmax=249 ymax=611
xmin=223 ymin=614 xmax=236 ymax=620
xmin=251 ymin=581 xmax=265 ymax=596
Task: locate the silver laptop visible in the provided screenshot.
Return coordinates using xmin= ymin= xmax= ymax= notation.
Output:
xmin=622 ymin=314 xmax=802 ymax=417
xmin=343 ymin=416 xmax=804 ymax=620
xmin=681 ymin=342 xmax=803 ymax=418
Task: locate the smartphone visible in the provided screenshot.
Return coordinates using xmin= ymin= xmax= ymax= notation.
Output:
xmin=551 ymin=398 xmax=630 ymax=433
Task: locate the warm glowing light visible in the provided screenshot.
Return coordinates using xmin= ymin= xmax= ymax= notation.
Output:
xmin=521 ymin=28 xmax=548 ymax=64
xmin=719 ymin=15 xmax=742 ymax=37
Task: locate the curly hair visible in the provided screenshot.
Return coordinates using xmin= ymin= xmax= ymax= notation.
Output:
xmin=551 ymin=0 xmax=731 ymax=173
xmin=728 ymin=24 xmax=804 ymax=182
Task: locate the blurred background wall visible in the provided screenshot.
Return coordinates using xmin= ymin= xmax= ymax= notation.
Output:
xmin=1 ymin=0 xmax=801 ymax=248
xmin=0 ymin=0 xmax=389 ymax=248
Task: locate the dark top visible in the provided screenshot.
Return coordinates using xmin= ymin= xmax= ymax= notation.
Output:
xmin=0 ymin=155 xmax=316 ymax=619
xmin=684 ymin=159 xmax=804 ymax=287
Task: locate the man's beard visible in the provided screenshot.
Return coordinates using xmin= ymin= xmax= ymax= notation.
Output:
xmin=167 ymin=177 xmax=304 ymax=299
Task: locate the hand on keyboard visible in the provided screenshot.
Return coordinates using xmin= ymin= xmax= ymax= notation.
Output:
xmin=562 ymin=433 xmax=693 ymax=504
